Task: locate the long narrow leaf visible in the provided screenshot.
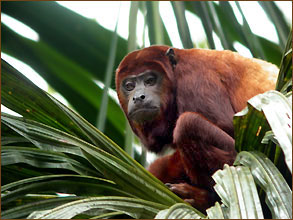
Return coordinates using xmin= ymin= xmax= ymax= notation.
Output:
xmin=185 ymin=1 xmax=283 ymax=64
xmin=276 ymin=31 xmax=292 ymax=93
xmin=1 ymin=113 xmax=185 ymax=206
xmin=259 ymin=2 xmax=290 ymax=49
xmin=90 ymin=211 xmax=125 ymax=219
xmin=2 ymin=175 xmax=130 ymax=205
xmin=97 ymin=7 xmax=120 ymax=132
xmin=2 ymin=1 xmax=128 ymax=77
xmin=1 ymin=60 xmax=90 ymax=141
xmin=235 ymin=2 xmax=265 ymax=59
xmin=206 ymin=202 xmax=226 ymax=219
xmin=191 ymin=2 xmax=215 ymax=49
xmin=234 ymin=151 xmax=292 ymax=219
xmin=233 ymin=100 xmax=272 ymax=153
xmin=206 ymin=2 xmax=230 ymax=50
xmin=155 ymin=203 xmax=204 ymax=219
xmin=128 ymin=1 xmax=139 ymax=52
xmin=146 ymin=1 xmax=164 ymax=44
xmin=2 ymin=196 xmax=85 ymax=219
xmin=28 ymin=196 xmax=167 ymax=219
xmin=1 ymin=29 xmax=126 ymax=147
xmin=2 ymin=123 xmax=31 ymax=145
xmin=248 ymin=91 xmax=292 ymax=172
xmin=212 ymin=164 xmax=264 ymax=219
xmin=1 ymin=146 xmax=99 ymax=177
xmin=171 ymin=2 xmax=193 ymax=49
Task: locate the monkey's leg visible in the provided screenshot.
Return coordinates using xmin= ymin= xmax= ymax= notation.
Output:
xmin=148 ymin=150 xmax=188 ymax=184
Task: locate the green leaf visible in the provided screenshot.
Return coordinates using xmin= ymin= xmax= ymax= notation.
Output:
xmin=233 ymin=100 xmax=271 ymax=153
xmin=1 ymin=60 xmax=91 ymax=141
xmin=2 ymin=123 xmax=31 ymax=146
xmin=90 ymin=211 xmax=125 ymax=219
xmin=206 ymin=2 xmax=233 ymax=50
xmin=80 ymin=149 xmax=181 ymax=206
xmin=206 ymin=202 xmax=226 ymax=219
xmin=2 ymin=175 xmax=129 ymax=205
xmin=2 ymin=20 xmax=125 ymax=144
xmin=234 ymin=2 xmax=266 ymax=59
xmin=1 ymin=146 xmax=99 ymax=177
xmin=2 ymin=196 xmax=85 ymax=219
xmin=185 ymin=2 xmax=283 ymax=64
xmin=2 ymin=165 xmax=50 ymax=185
xmin=190 ymin=2 xmax=215 ymax=49
xmin=248 ymin=91 xmax=292 ymax=173
xmin=155 ymin=203 xmax=204 ymax=219
xmin=2 ymin=1 xmax=127 ymax=87
xmin=258 ymin=2 xmax=290 ymax=49
xmin=213 ymin=164 xmax=264 ymax=219
xmin=128 ymin=1 xmax=139 ymax=52
xmin=171 ymin=2 xmax=193 ymax=49
xmin=27 ymin=196 xmax=167 ymax=219
xmin=97 ymin=16 xmax=119 ymax=132
xmin=276 ymin=31 xmax=292 ymax=93
xmin=146 ymin=1 xmax=164 ymax=45
xmin=1 ymin=113 xmax=184 ymax=206
xmin=234 ymin=151 xmax=292 ymax=219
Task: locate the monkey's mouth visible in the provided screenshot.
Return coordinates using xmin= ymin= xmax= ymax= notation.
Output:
xmin=129 ymin=106 xmax=159 ymax=123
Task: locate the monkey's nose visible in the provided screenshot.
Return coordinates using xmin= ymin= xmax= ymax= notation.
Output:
xmin=133 ymin=94 xmax=145 ymax=103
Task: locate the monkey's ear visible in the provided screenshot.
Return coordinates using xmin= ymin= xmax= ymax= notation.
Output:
xmin=165 ymin=48 xmax=177 ymax=70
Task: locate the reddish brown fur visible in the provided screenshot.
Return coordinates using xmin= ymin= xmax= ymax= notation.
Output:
xmin=116 ymin=45 xmax=278 ymax=211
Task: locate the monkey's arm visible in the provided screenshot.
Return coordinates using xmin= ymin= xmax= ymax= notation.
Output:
xmin=154 ymin=112 xmax=236 ymax=211
xmin=173 ymin=112 xmax=237 ymax=180
xmin=148 ymin=150 xmax=217 ymax=212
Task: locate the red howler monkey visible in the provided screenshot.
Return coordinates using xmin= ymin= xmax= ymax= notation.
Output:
xmin=115 ymin=45 xmax=278 ymax=211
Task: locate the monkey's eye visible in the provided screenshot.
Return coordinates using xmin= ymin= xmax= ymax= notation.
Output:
xmin=144 ymin=75 xmax=157 ymax=86
xmin=124 ymin=81 xmax=135 ymax=91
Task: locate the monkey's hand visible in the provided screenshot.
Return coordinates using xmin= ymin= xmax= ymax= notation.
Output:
xmin=166 ymin=183 xmax=217 ymax=212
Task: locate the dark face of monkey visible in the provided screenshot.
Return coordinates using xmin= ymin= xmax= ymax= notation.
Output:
xmin=121 ymin=70 xmax=162 ymax=124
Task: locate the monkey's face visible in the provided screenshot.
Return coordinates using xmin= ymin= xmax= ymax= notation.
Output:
xmin=120 ymin=70 xmax=162 ymax=124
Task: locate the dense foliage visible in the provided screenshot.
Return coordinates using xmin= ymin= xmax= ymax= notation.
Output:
xmin=1 ymin=1 xmax=292 ymax=219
